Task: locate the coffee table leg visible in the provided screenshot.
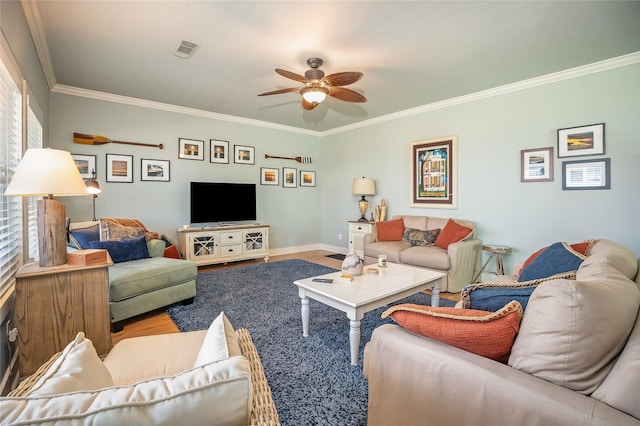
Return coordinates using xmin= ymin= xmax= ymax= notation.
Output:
xmin=431 ymin=282 xmax=440 ymax=307
xmin=349 ymin=320 xmax=361 ymax=366
xmin=301 ymin=297 xmax=310 ymax=337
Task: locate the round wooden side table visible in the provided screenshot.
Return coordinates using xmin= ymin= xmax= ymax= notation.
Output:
xmin=473 ymin=244 xmax=513 ymax=282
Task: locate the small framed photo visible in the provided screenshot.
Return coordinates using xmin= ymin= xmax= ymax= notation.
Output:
xmin=72 ymin=154 xmax=97 ymax=178
xmin=562 ymin=158 xmax=610 ymax=190
xmin=300 ymin=170 xmax=316 ymax=187
xmin=106 ymin=154 xmax=133 ymax=183
xmin=557 ymin=123 xmax=605 ymax=158
xmin=141 ymin=158 xmax=170 ymax=182
xmin=283 ymin=167 xmax=297 ymax=188
xmin=260 ymin=167 xmax=279 ymax=186
xmin=178 ymin=138 xmax=204 ymax=160
xmin=521 ymin=147 xmax=553 ymax=182
xmin=234 ymin=145 xmax=255 ymax=164
xmin=210 ymin=139 xmax=229 ymax=164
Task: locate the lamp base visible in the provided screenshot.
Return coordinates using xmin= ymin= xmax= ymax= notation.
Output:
xmin=37 ymin=199 xmax=68 ymax=267
xmin=357 ymin=196 xmax=369 ymax=223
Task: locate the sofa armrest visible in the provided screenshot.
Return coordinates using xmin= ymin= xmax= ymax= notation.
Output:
xmin=363 ymin=232 xmax=377 ymax=244
xmin=446 ymin=238 xmax=482 ymax=292
xmin=364 ymin=324 xmax=639 ymax=426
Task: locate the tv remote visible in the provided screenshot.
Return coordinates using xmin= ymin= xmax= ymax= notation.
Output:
xmin=312 ymin=278 xmax=333 ymax=283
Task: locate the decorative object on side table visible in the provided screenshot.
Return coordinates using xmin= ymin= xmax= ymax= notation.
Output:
xmin=5 ymin=148 xmax=89 ymax=266
xmin=374 ymin=198 xmax=387 ymax=222
xmin=352 ymin=177 xmax=376 ymax=221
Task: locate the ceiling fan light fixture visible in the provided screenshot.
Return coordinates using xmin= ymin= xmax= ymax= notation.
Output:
xmin=301 ymin=87 xmax=328 ymax=103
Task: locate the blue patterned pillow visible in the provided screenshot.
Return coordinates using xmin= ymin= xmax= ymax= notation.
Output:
xmin=69 ymin=224 xmax=100 ymax=249
xmin=464 ymin=285 xmax=537 ymax=312
xmin=517 ymin=242 xmax=585 ymax=282
xmin=88 ymin=235 xmax=150 ymax=263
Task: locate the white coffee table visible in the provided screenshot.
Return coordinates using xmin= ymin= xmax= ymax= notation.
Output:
xmin=294 ymin=262 xmax=445 ymax=365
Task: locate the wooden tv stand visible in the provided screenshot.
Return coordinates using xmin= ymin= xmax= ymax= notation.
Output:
xmin=178 ymin=223 xmax=269 ymax=266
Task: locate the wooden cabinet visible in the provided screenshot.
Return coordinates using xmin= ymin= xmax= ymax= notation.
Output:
xmin=348 ymin=221 xmax=375 ymax=259
xmin=15 ymin=258 xmax=113 ymax=377
xmin=178 ymin=224 xmax=269 ymax=266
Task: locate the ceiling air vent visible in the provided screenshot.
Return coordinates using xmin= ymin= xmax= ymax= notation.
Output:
xmin=172 ymin=40 xmax=200 ymax=59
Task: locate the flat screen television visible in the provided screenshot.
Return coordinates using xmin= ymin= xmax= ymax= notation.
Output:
xmin=190 ymin=182 xmax=256 ymax=224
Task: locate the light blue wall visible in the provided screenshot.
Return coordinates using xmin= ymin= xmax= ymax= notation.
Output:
xmin=321 ymin=64 xmax=640 ymax=272
xmin=50 ymin=94 xmax=321 ymax=248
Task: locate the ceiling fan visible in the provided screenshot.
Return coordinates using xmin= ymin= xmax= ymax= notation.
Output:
xmin=258 ymin=58 xmax=366 ymax=110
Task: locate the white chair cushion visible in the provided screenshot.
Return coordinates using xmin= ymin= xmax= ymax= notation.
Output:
xmin=27 ymin=332 xmax=113 ymax=397
xmin=1 ymin=356 xmax=253 ymax=426
xmin=195 ymin=311 xmax=242 ymax=367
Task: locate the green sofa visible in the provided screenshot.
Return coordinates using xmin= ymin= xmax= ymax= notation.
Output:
xmin=68 ymin=221 xmax=197 ymax=332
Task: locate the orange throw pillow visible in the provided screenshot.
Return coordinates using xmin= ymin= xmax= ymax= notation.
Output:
xmin=164 ymin=245 xmax=182 ymax=259
xmin=434 ymin=218 xmax=474 ymax=249
xmin=376 ymin=218 xmax=405 ymax=242
xmin=381 ymin=301 xmax=523 ymax=363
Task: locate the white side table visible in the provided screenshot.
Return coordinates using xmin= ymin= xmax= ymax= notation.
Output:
xmin=348 ymin=221 xmax=375 ymax=259
xmin=473 ymin=244 xmax=512 ymax=282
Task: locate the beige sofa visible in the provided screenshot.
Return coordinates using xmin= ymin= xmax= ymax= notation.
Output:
xmin=364 ymin=239 xmax=640 ymax=426
xmin=363 ymin=215 xmax=482 ymax=292
xmin=2 ymin=312 xmax=280 ymax=426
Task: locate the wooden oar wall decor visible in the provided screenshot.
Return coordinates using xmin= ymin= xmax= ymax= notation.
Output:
xmin=73 ymin=133 xmax=164 ymax=149
xmin=264 ymin=154 xmax=312 ymax=164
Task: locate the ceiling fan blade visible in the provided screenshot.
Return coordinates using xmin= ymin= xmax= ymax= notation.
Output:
xmin=275 ymin=68 xmax=308 ymax=83
xmin=328 ymin=87 xmax=367 ymax=103
xmin=301 ymin=98 xmax=318 ymax=110
xmin=258 ymin=87 xmax=300 ymax=96
xmin=321 ymin=72 xmax=363 ymax=87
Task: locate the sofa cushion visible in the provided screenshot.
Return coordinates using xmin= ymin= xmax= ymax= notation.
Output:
xmin=146 ymin=238 xmax=167 ymax=258
xmin=434 ymin=218 xmax=474 ymax=249
xmin=508 ymin=257 xmax=640 ymax=393
xmin=402 ymin=228 xmax=441 ymax=247
xmin=195 ymin=311 xmax=242 ymax=367
xmin=376 ymin=218 xmax=405 ymax=242
xmin=25 ymin=333 xmax=113 ymax=397
xmin=69 ymin=223 xmax=100 ymax=249
xmin=0 ymin=356 xmax=253 ymax=426
xmin=591 ymin=305 xmax=640 ymax=419
xmin=398 ymin=215 xmax=428 ymax=231
xmin=363 ymin=241 xmax=407 ymax=264
xmin=109 ymin=256 xmax=198 ymax=302
xmin=89 ymin=235 xmax=150 ymax=263
xmin=400 ymin=245 xmax=450 ymax=270
xmin=517 ymin=242 xmax=587 ymax=282
xmin=381 ymin=300 xmax=523 ymax=362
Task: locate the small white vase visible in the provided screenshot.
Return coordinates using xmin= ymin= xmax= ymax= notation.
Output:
xmin=342 ymin=253 xmax=363 ymax=276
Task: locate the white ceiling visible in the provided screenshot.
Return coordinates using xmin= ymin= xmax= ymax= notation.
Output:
xmin=26 ymin=1 xmax=640 ymax=133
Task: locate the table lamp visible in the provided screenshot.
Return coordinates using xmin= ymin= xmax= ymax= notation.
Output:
xmin=4 ymin=148 xmax=89 ymax=267
xmin=351 ymin=177 xmax=376 ymax=222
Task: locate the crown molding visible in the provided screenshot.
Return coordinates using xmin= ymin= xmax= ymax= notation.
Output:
xmin=20 ymin=0 xmax=56 ymax=89
xmin=321 ymin=51 xmax=640 ymax=136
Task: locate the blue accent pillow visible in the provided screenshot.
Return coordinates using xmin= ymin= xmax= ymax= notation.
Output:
xmin=88 ymin=235 xmax=150 ymax=263
xmin=465 ymin=285 xmax=537 ymax=312
xmin=69 ymin=224 xmax=100 ymax=249
xmin=517 ymin=242 xmax=584 ymax=282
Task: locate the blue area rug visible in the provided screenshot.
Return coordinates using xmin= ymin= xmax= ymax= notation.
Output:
xmin=167 ymin=259 xmax=455 ymax=426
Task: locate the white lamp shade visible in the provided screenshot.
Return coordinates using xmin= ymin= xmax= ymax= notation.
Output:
xmin=352 ymin=177 xmax=376 ymax=196
xmin=4 ymin=148 xmax=89 ymax=197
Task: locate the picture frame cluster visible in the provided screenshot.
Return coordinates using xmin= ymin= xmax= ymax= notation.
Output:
xmin=520 ymin=122 xmax=609 ymax=190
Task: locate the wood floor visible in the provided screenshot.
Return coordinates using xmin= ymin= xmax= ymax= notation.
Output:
xmin=111 ymin=250 xmax=460 ymax=345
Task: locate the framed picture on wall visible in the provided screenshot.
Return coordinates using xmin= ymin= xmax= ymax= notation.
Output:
xmin=562 ymin=158 xmax=610 ymax=190
xmin=234 ymin=145 xmax=255 ymax=164
xmin=72 ymin=154 xmax=96 ymax=179
xmin=557 ymin=123 xmax=605 ymax=158
xmin=210 ymin=139 xmax=229 ymax=164
xmin=300 ymin=170 xmax=316 ymax=187
xmin=141 ymin=158 xmax=170 ymax=182
xmin=283 ymin=167 xmax=297 ymax=188
xmin=106 ymin=154 xmax=133 ymax=183
xmin=178 ymin=138 xmax=204 ymax=160
xmin=521 ymin=147 xmax=553 ymax=182
xmin=260 ymin=167 xmax=279 ymax=186
xmin=410 ymin=135 xmax=458 ymax=209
